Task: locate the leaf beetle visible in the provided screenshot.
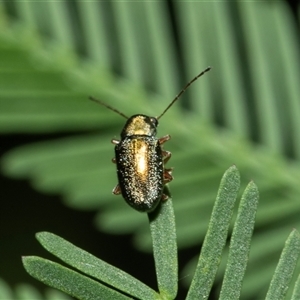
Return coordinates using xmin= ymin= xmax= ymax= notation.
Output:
xmin=90 ymin=67 xmax=211 ymax=212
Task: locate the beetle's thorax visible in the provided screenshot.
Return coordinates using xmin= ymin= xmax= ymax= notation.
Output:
xmin=121 ymin=114 xmax=158 ymax=138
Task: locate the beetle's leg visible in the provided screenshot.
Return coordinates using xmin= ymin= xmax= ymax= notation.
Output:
xmin=164 ymin=167 xmax=173 ymax=174
xmin=162 ymin=149 xmax=173 ymax=182
xmin=111 ymin=139 xmax=119 ymax=145
xmin=161 ymin=194 xmax=169 ymax=201
xmin=162 ymin=150 xmax=172 ymax=165
xmin=159 ymin=135 xmax=171 ymax=145
xmin=112 ymin=184 xmax=121 ymax=195
xmin=111 ymin=140 xmax=119 ymax=164
xmin=163 ymin=169 xmax=173 ymax=183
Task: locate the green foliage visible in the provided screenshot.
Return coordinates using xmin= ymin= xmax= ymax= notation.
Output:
xmin=219 ymin=181 xmax=259 ymax=300
xmin=33 ymin=232 xmax=158 ymax=300
xmin=148 ymin=189 xmax=177 ymax=298
xmin=21 ymin=167 xmax=300 ymax=299
xmin=1 ymin=2 xmax=300 ymax=299
xmin=0 ymin=277 xmax=72 ymax=300
xmin=266 ymin=230 xmax=300 ymax=300
xmin=186 ymin=165 xmax=241 ymax=299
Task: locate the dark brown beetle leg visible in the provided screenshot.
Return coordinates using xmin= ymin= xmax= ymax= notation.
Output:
xmin=111 ymin=140 xmax=120 ymax=192
xmin=161 ymin=194 xmax=169 ymax=201
xmin=163 ymin=169 xmax=173 ymax=184
xmin=159 ymin=135 xmax=171 ymax=145
xmin=161 ymin=168 xmax=173 ymax=201
xmin=111 ymin=140 xmax=119 ymax=164
xmin=162 ymin=150 xmax=172 ymax=165
xmin=112 ymin=184 xmax=121 ymax=195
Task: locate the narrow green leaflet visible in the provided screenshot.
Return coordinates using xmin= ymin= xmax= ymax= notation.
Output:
xmin=219 ymin=181 xmax=259 ymax=299
xmin=291 ymin=274 xmax=300 ymax=300
xmin=22 ymin=257 xmax=131 ymax=300
xmin=265 ymin=229 xmax=300 ymax=300
xmin=148 ymin=191 xmax=177 ymax=299
xmin=0 ymin=277 xmax=72 ymax=300
xmin=36 ymin=232 xmax=158 ymax=300
xmin=15 ymin=284 xmax=45 ymax=300
xmin=186 ymin=165 xmax=240 ymax=300
xmin=0 ymin=278 xmax=14 ymax=300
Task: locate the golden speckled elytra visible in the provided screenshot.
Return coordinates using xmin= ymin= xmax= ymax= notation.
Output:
xmin=90 ymin=67 xmax=211 ymax=212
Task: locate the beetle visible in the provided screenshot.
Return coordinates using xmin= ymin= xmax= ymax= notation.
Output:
xmin=90 ymin=67 xmax=211 ymax=212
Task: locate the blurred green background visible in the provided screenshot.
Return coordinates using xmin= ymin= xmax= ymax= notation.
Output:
xmin=1 ymin=1 xmax=300 ymax=299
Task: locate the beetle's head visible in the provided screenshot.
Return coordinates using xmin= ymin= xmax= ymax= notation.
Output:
xmin=121 ymin=114 xmax=158 ymax=138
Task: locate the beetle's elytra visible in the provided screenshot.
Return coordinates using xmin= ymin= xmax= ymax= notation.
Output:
xmin=90 ymin=67 xmax=211 ymax=212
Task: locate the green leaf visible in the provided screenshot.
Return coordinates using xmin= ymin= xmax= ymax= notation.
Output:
xmin=265 ymin=230 xmax=300 ymax=300
xmin=186 ymin=165 xmax=240 ymax=300
xmin=36 ymin=232 xmax=159 ymax=300
xmin=148 ymin=190 xmax=177 ymax=299
xmin=219 ymin=181 xmax=259 ymax=299
xmin=0 ymin=277 xmax=72 ymax=300
xmin=0 ymin=278 xmax=14 ymax=300
xmin=19 ymin=168 xmax=300 ymax=300
xmin=22 ymin=256 xmax=131 ymax=300
xmin=291 ymin=274 xmax=300 ymax=300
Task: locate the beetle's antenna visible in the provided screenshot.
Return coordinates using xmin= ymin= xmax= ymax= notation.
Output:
xmin=89 ymin=96 xmax=128 ymax=119
xmin=157 ymin=66 xmax=211 ymax=120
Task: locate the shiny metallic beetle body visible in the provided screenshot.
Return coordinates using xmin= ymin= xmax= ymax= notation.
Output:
xmin=112 ymin=115 xmax=172 ymax=212
xmin=89 ymin=67 xmax=211 ymax=212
